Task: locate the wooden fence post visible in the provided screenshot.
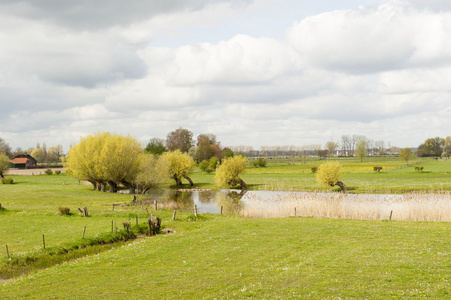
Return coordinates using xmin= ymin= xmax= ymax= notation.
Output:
xmin=194 ymin=205 xmax=198 ymax=217
xmin=82 ymin=226 xmax=86 ymax=239
xmin=220 ymin=206 xmax=223 ymax=215
xmin=295 ymin=207 xmax=297 ymax=217
xmin=42 ymin=234 xmax=46 ymax=249
xmin=111 ymin=220 xmax=113 ymax=232
xmin=6 ymin=244 xmax=9 ymax=258
xmin=389 ymin=210 xmax=393 ymax=220
xmin=172 ymin=210 xmax=177 ymax=220
xmin=154 ymin=200 xmax=157 ymax=210
xmin=136 ymin=215 xmax=138 ymax=226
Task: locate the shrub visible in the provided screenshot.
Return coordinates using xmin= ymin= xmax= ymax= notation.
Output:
xmin=415 ymin=166 xmax=424 ymax=172
xmin=55 ymin=170 xmax=61 ymax=175
xmin=208 ymin=157 xmax=219 ymax=170
xmin=373 ymin=166 xmax=383 ymax=172
xmin=311 ymin=166 xmax=319 ymax=173
xmin=198 ymin=160 xmax=209 ymax=172
xmin=2 ymin=177 xmax=14 ymax=184
xmin=45 ymin=168 xmax=53 ymax=175
xmin=253 ymin=157 xmax=267 ymax=167
xmin=58 ymin=207 xmax=71 ymax=215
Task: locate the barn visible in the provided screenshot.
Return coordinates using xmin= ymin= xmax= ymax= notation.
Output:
xmin=9 ymin=154 xmax=37 ymax=169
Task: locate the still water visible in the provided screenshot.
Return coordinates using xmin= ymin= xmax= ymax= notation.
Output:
xmin=144 ymin=189 xmax=402 ymax=215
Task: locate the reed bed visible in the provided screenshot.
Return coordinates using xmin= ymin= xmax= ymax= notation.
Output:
xmin=240 ymin=192 xmax=451 ymax=221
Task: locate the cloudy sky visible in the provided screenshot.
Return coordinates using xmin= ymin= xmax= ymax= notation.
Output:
xmin=1 ymin=0 xmax=451 ymax=152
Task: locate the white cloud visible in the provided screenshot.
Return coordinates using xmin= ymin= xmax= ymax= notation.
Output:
xmin=1 ymin=0 xmax=451 ymax=151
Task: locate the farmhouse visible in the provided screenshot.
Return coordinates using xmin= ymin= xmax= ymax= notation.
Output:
xmin=9 ymin=154 xmax=37 ymax=169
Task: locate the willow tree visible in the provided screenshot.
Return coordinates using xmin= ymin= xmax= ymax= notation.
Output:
xmin=135 ymin=153 xmax=171 ymax=194
xmin=99 ymin=134 xmax=142 ymax=193
xmin=64 ymin=132 xmax=111 ymax=191
xmin=0 ymin=153 xmax=10 ymax=179
xmin=65 ymin=132 xmax=142 ymax=193
xmin=162 ymin=150 xmax=195 ymax=187
xmin=215 ymin=155 xmax=248 ymax=190
xmin=316 ymin=161 xmax=348 ymax=192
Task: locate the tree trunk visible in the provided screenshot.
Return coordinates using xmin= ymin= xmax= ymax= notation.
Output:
xmin=141 ymin=187 xmax=150 ymax=195
xmin=108 ymin=181 xmax=118 ymax=193
xmin=99 ymin=182 xmax=106 ymax=192
xmin=121 ymin=180 xmax=135 ymax=194
xmin=89 ymin=181 xmax=97 ymax=191
xmin=183 ymin=176 xmax=194 ymax=187
xmin=335 ymin=181 xmax=348 ymax=192
xmin=173 ymin=175 xmax=182 ymax=187
xmin=240 ymin=179 xmax=248 ymax=191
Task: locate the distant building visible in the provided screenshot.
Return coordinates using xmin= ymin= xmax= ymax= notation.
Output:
xmin=9 ymin=154 xmax=37 ymax=169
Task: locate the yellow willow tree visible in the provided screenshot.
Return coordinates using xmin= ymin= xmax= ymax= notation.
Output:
xmin=65 ymin=132 xmax=142 ymax=193
xmin=215 ymin=155 xmax=249 ymax=190
xmin=162 ymin=150 xmax=195 ymax=187
xmin=316 ymin=161 xmax=348 ymax=192
xmin=99 ymin=134 xmax=142 ymax=193
xmin=135 ymin=153 xmax=171 ymax=194
xmin=64 ymin=132 xmax=111 ymax=191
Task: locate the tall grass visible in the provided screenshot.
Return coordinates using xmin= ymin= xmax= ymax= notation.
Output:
xmin=241 ymin=192 xmax=451 ymax=221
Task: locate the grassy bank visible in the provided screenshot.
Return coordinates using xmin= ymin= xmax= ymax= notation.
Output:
xmin=2 ymin=216 xmax=451 ymax=299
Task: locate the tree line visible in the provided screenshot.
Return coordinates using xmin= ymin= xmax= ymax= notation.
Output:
xmin=64 ymin=130 xmax=248 ymax=193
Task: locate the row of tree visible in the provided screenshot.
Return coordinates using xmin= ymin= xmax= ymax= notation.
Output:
xmin=64 ymin=131 xmax=249 ymax=193
xmin=417 ymin=136 xmax=451 ymax=158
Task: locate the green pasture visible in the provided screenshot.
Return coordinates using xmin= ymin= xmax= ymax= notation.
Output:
xmin=190 ymin=157 xmax=451 ymax=192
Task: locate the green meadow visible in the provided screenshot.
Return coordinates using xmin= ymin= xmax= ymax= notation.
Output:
xmin=193 ymin=156 xmax=451 ymax=192
xmin=1 ymin=156 xmax=451 ymax=298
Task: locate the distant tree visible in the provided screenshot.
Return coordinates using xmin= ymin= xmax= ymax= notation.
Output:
xmin=420 ymin=137 xmax=445 ymax=157
xmin=222 ymin=148 xmax=235 ymax=159
xmin=0 ymin=138 xmax=12 ymax=158
xmin=0 ymin=153 xmax=10 ymax=179
xmin=196 ymin=133 xmax=220 ymax=162
xmin=442 ymin=137 xmax=451 ymax=159
xmin=316 ymin=162 xmax=348 ymax=192
xmin=215 ymin=156 xmax=249 ymax=190
xmin=135 ymin=153 xmax=171 ymax=194
xmin=399 ymin=148 xmax=415 ymax=166
xmin=47 ymin=145 xmax=64 ymax=162
xmin=162 ymin=150 xmax=196 ymax=187
xmin=144 ymin=138 xmax=166 ymax=156
xmin=356 ymin=139 xmax=367 ymax=162
xmin=317 ymin=149 xmax=329 ymax=159
xmin=375 ymin=140 xmax=385 ymax=156
xmin=166 ymin=128 xmax=193 ymax=153
xmin=31 ymin=148 xmax=46 ymax=163
xmin=325 ymin=141 xmax=338 ymax=157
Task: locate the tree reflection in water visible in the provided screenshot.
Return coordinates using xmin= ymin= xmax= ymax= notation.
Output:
xmin=214 ymin=190 xmax=245 ymax=215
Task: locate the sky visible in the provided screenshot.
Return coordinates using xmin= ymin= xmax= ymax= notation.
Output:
xmin=1 ymin=0 xmax=451 ymax=153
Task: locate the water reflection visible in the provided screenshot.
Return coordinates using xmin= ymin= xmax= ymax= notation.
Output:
xmin=140 ymin=189 xmax=404 ymax=215
xmin=146 ymin=189 xmax=247 ymax=214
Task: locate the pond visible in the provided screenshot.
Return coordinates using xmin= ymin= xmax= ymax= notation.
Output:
xmin=144 ymin=189 xmax=403 ymax=215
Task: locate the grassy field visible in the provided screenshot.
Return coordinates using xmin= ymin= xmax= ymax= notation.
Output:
xmin=1 ymin=157 xmax=451 ymax=298
xmin=191 ymin=156 xmax=451 ymax=192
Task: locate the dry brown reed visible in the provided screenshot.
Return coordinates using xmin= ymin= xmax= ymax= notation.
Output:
xmin=240 ymin=192 xmax=451 ymax=222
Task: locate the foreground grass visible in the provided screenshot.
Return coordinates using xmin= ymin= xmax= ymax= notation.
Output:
xmin=2 ymin=217 xmax=451 ymax=299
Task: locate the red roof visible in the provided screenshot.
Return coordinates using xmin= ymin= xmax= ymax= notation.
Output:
xmin=10 ymin=158 xmax=30 ymax=164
